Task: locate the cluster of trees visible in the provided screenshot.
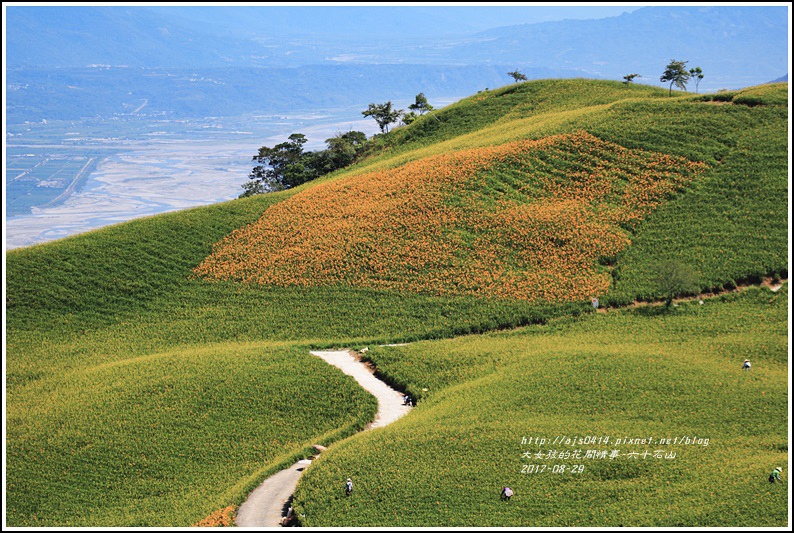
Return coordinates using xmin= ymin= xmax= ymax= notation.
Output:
xmin=511 ymin=61 xmax=704 ymax=95
xmin=362 ymin=92 xmax=434 ymax=133
xmin=242 ymin=92 xmax=435 ymax=196
xmin=660 ymin=59 xmax=704 ymax=95
xmin=243 ymin=58 xmax=708 ymax=197
xmin=241 ymin=130 xmax=367 ymax=196
xmin=623 ymin=60 xmax=704 ymax=94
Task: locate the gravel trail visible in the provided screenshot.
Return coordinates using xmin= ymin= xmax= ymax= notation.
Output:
xmin=235 ymin=349 xmax=411 ymax=527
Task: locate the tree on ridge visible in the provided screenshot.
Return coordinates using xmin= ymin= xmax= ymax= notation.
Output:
xmin=689 ymin=66 xmax=704 ymax=93
xmin=362 ymin=101 xmax=404 ymax=133
xmin=660 ymin=59 xmax=691 ymax=96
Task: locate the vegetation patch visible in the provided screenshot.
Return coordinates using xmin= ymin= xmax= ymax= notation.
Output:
xmin=193 ymin=505 xmax=235 ymax=527
xmin=5 ymin=79 xmax=788 ymax=527
xmin=195 ymin=132 xmax=705 ymax=302
xmin=293 ymin=287 xmax=788 ymax=527
xmin=5 ymin=344 xmax=377 ymax=527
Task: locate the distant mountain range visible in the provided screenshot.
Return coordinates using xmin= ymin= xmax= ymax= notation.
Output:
xmin=4 ymin=5 xmax=789 ymax=123
xmin=448 ymin=6 xmax=789 ymax=89
xmin=5 ymin=5 xmax=643 ymax=67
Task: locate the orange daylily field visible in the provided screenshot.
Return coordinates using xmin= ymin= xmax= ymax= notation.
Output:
xmin=195 ymin=132 xmax=706 ymax=302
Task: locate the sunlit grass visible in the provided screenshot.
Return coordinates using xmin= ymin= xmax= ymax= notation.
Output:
xmin=5 ymin=78 xmax=787 ymax=526
xmin=294 ymin=287 xmax=788 ymax=527
xmin=5 ymin=342 xmax=377 ymax=526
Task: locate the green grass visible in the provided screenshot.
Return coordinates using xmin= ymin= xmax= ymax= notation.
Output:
xmin=324 ymin=80 xmax=788 ymax=306
xmin=5 ymin=78 xmax=788 ymax=526
xmin=4 ymin=174 xmax=581 ymax=527
xmin=378 ymin=79 xmax=668 ymax=152
xmin=5 ymin=343 xmax=378 ymax=526
xmin=600 ymin=103 xmax=788 ymax=303
xmin=293 ymin=286 xmax=788 ymax=527
xmin=5 ymin=183 xmax=580 ymax=526
xmin=6 ymin=192 xmax=285 ymax=328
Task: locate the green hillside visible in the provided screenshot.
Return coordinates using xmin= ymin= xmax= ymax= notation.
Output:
xmin=295 ymin=287 xmax=788 ymax=527
xmin=4 ymin=79 xmax=788 ymax=527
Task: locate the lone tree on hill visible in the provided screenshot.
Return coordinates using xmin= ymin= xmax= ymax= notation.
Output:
xmin=507 ymin=70 xmax=528 ymax=83
xmin=362 ymin=101 xmax=404 ymax=133
xmin=623 ymin=73 xmax=641 ymax=84
xmin=660 ymin=59 xmax=691 ymax=96
xmin=652 ymin=260 xmax=699 ymax=307
xmin=408 ymin=92 xmax=434 ymax=115
xmin=689 ymin=66 xmax=704 ymax=93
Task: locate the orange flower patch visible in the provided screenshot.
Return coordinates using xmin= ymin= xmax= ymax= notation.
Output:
xmin=194 ymin=132 xmax=706 ymax=302
xmin=193 ymin=505 xmax=236 ymax=527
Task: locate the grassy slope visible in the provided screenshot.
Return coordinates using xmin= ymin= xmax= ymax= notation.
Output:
xmin=6 ymin=344 xmax=377 ymax=526
xmin=5 ymin=79 xmax=788 ymax=526
xmin=194 ymin=131 xmax=707 ymax=302
xmin=314 ymin=80 xmax=788 ymax=303
xmin=294 ymin=287 xmax=788 ymax=527
xmin=5 ymin=193 xmax=573 ymax=526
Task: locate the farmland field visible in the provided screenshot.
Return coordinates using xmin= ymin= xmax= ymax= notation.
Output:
xmin=4 ymin=108 xmax=382 ymax=249
xmin=4 ymin=148 xmax=106 ymax=215
xmin=294 ymin=287 xmax=789 ymax=527
xmin=4 ymin=79 xmax=788 ymax=527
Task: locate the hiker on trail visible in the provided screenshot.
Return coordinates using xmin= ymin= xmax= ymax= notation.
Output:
xmin=403 ymin=394 xmax=412 ymax=406
xmin=281 ymin=506 xmax=296 ymax=526
xmin=769 ymin=467 xmax=782 ymax=483
xmin=742 ymin=359 xmax=751 ymax=371
xmin=500 ymin=487 xmax=513 ymax=501
xmin=345 ymin=478 xmax=353 ymax=496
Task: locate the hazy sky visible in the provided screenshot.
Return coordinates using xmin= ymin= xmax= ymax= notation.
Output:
xmin=144 ymin=3 xmax=645 ymax=38
xmin=382 ymin=3 xmax=644 ymax=25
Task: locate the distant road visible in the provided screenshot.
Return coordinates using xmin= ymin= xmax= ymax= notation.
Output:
xmin=41 ymin=157 xmax=96 ymax=208
xmin=12 ymin=157 xmax=49 ymax=180
xmin=132 ymin=98 xmax=148 ymax=114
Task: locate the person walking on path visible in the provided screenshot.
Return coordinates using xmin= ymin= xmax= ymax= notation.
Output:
xmin=280 ymin=506 xmax=296 ymax=526
xmin=345 ymin=478 xmax=353 ymax=496
xmin=742 ymin=359 xmax=751 ymax=371
xmin=769 ymin=467 xmax=782 ymax=483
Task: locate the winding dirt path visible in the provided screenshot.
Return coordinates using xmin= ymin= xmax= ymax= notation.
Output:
xmin=311 ymin=350 xmax=411 ymax=429
xmin=234 ymin=279 xmax=788 ymax=526
xmin=594 ymin=278 xmax=787 ymax=313
xmin=235 ymin=349 xmax=411 ymax=527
